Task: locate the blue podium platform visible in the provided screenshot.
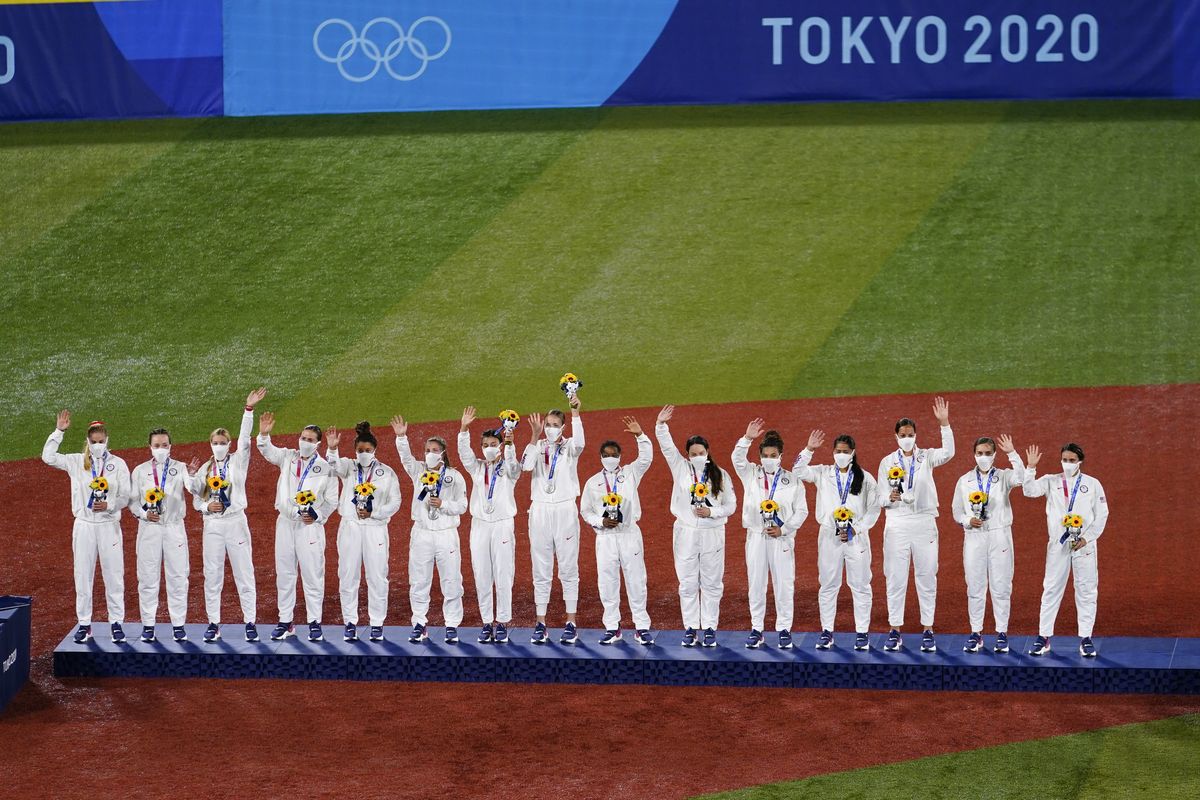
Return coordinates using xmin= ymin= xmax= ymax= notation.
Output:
xmin=52 ymin=626 xmax=1200 ymax=694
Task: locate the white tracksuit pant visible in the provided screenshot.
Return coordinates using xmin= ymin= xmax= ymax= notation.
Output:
xmin=1039 ymin=538 xmax=1098 ymax=638
xmin=528 ymin=502 xmax=580 ymax=616
xmin=202 ymin=514 xmax=256 ymax=624
xmin=409 ymin=526 xmax=464 ymax=628
xmin=817 ymin=526 xmax=873 ymax=634
xmin=72 ymin=518 xmax=125 ymax=626
xmin=673 ymin=521 xmax=725 ymax=630
xmin=963 ymin=525 xmax=1014 ymax=634
xmin=337 ymin=519 xmax=390 ymax=627
xmin=746 ymin=531 xmax=794 ymax=632
xmin=136 ymin=521 xmax=189 ymax=627
xmin=883 ymin=514 xmax=939 ymax=628
xmin=275 ymin=516 xmax=326 ymax=624
xmin=596 ymin=528 xmax=650 ymax=632
xmin=471 ymin=519 xmax=515 ymax=624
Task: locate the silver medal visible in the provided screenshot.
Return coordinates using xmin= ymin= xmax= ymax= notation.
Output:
xmin=485 ymin=502 xmax=496 ymax=514
xmin=546 ymin=480 xmax=557 ymax=494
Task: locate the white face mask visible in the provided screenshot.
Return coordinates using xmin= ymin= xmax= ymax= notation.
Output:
xmin=298 ymin=440 xmax=318 ymax=458
xmin=151 ymin=446 xmax=170 ymax=464
xmin=424 ymin=451 xmax=443 ymax=469
xmin=356 ymin=451 xmax=375 ymax=467
xmin=1061 ymin=460 xmax=1080 ymax=476
xmin=689 ymin=455 xmax=708 ymax=472
xmin=482 ymin=446 xmax=501 ymax=462
xmin=211 ymin=443 xmax=230 ymax=460
xmin=833 ymin=452 xmax=854 ymax=469
xmin=761 ymin=457 xmax=781 ymax=473
xmin=544 ymin=425 xmax=563 ymax=443
xmin=897 ymin=436 xmax=916 ymax=453
xmin=975 ymin=454 xmax=995 ymax=471
xmin=601 ymin=456 xmax=621 ymax=472
xmin=89 ymin=441 xmax=107 ymax=458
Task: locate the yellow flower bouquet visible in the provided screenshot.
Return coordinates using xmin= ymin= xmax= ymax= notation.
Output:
xmin=89 ymin=476 xmax=109 ymax=493
xmin=690 ymin=482 xmax=709 ymax=505
xmin=603 ymin=492 xmax=623 ymax=507
xmin=559 ymin=372 xmax=582 ymax=398
xmin=760 ymin=498 xmax=782 ymax=530
xmin=833 ymin=506 xmax=854 ymax=522
xmin=968 ymin=490 xmax=988 ymax=504
xmin=1059 ymin=513 xmax=1085 ymax=545
xmin=207 ymin=475 xmax=230 ymax=493
xmin=144 ymin=487 xmax=165 ymax=505
xmin=833 ymin=506 xmax=856 ymax=541
xmin=420 ymin=471 xmax=440 ymax=488
xmin=295 ymin=489 xmax=317 ymax=507
xmin=887 ymin=466 xmax=905 ymax=482
xmin=602 ymin=491 xmax=623 ymax=523
xmin=355 ymin=482 xmax=376 ymax=498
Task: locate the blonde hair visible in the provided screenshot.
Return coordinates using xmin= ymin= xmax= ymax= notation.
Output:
xmin=82 ymin=422 xmax=107 ymax=471
xmin=201 ymin=427 xmax=231 ymax=499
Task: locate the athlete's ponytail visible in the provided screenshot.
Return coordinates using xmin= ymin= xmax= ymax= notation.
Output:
xmin=355 ymin=421 xmax=378 ymax=448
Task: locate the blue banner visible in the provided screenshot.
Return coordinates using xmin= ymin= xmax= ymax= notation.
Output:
xmin=0 ymin=596 xmax=31 ymax=714
xmin=0 ymin=1 xmax=222 ymax=121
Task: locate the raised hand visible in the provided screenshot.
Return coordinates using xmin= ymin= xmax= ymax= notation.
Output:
xmin=326 ymin=427 xmax=341 ymax=450
xmin=997 ymin=433 xmax=1015 ymax=454
xmin=622 ymin=415 xmax=643 ymax=436
xmin=246 ymin=387 xmax=267 ymax=409
xmin=806 ymin=429 xmax=826 ymax=451
xmin=569 ymin=395 xmax=581 ymax=412
xmin=259 ymin=411 xmax=276 ymax=435
xmin=460 ymin=406 xmax=476 ymax=432
xmin=745 ymin=418 xmax=766 ymax=440
xmin=1025 ymin=444 xmax=1042 ymax=469
xmin=56 ymin=409 xmax=71 ymax=431
xmin=503 ymin=428 xmax=515 ymax=446
xmin=656 ymin=405 xmax=675 ymax=425
xmin=933 ymin=396 xmax=950 ymax=425
xmin=186 ymin=456 xmax=202 ymax=476
xmin=390 ymin=414 xmax=407 ymax=437
xmin=528 ymin=412 xmax=544 ymax=439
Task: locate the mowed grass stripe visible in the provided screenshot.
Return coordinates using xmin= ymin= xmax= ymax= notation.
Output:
xmin=696 ymin=713 xmax=1200 ymax=800
xmin=0 ymin=111 xmax=601 ymax=459
xmin=280 ymin=102 xmax=1001 ymax=427
xmin=787 ymin=99 xmax=1200 ymax=397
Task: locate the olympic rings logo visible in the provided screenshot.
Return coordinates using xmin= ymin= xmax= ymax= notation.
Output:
xmin=313 ymin=17 xmax=451 ymax=83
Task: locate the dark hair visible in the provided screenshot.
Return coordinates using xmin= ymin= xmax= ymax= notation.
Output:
xmin=1061 ymin=442 xmax=1085 ymax=461
xmin=481 ymin=428 xmax=503 ymax=444
xmin=685 ymin=434 xmax=725 ymax=495
xmin=427 ymin=436 xmax=452 ymax=467
xmin=895 ymin=418 xmax=917 ymax=434
xmin=302 ymin=424 xmax=323 ymax=442
xmin=354 ymin=421 xmax=377 ymax=448
xmin=147 ymin=427 xmax=171 ymax=445
xmin=599 ymin=439 xmax=621 ymax=455
xmin=759 ymin=429 xmax=784 ymax=455
xmin=973 ymin=436 xmax=996 ymax=453
xmin=546 ymin=408 xmax=566 ymax=425
xmin=833 ymin=433 xmax=864 ymax=495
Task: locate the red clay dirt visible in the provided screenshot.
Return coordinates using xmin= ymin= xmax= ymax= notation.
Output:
xmin=0 ymin=384 xmax=1196 ymax=799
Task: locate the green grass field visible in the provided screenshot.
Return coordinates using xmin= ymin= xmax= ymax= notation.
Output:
xmin=1 ymin=100 xmax=1196 ymax=460
xmin=700 ymin=713 xmax=1200 ymax=800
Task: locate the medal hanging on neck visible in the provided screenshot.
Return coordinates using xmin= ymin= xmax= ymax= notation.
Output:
xmin=484 ymin=458 xmax=500 ymax=514
xmin=545 ymin=442 xmax=560 ymax=495
xmin=897 ymin=448 xmax=916 ymax=491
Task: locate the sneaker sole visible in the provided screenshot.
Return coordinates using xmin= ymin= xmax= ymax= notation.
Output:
xmin=816 ymin=641 xmax=833 ymax=650
xmin=921 ymin=645 xmax=937 ymax=652
xmin=884 ymin=644 xmax=901 ymax=652
xmin=271 ymin=630 xmax=295 ymax=641
xmin=779 ymin=643 xmax=794 ymax=650
xmin=745 ymin=642 xmax=763 ymax=649
xmin=701 ymin=641 xmax=717 ymax=648
xmin=682 ymin=640 xmax=698 ymax=648
xmin=993 ymin=646 xmax=1009 ymax=653
xmin=854 ymin=644 xmax=870 ymax=651
xmin=1080 ymin=649 xmax=1097 ymax=657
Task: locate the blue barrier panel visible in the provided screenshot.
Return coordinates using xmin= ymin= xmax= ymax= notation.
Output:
xmin=0 ymin=1 xmax=222 ymax=121
xmin=0 ymin=596 xmax=32 ymax=713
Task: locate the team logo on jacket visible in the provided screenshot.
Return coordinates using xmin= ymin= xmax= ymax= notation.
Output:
xmin=105 ymin=463 xmax=114 ymax=472
xmin=375 ymin=468 xmax=385 ymax=477
xmin=312 ymin=465 xmax=323 ymax=474
xmin=781 ymin=476 xmax=791 ymax=485
xmin=444 ymin=475 xmax=454 ymax=485
xmin=169 ymin=468 xmax=178 ymax=476
xmin=1080 ymin=485 xmax=1089 ymax=493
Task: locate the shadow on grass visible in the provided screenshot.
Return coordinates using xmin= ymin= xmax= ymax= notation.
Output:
xmin=1 ymin=98 xmax=1197 ymax=149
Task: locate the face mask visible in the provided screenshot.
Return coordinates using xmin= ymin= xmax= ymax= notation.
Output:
xmin=544 ymin=426 xmax=563 ymax=442
xmin=761 ymin=457 xmax=781 ymax=473
xmin=298 ymin=440 xmax=318 ymax=458
xmin=689 ymin=455 xmax=708 ymax=471
xmin=356 ymin=451 xmax=375 ymax=467
xmin=425 ymin=451 xmax=443 ymax=469
xmin=89 ymin=441 xmax=107 ymax=458
xmin=482 ymin=446 xmax=501 ymax=462
xmin=897 ymin=436 xmax=916 ymax=453
xmin=211 ymin=443 xmax=230 ymax=460
xmin=151 ymin=447 xmax=170 ymax=464
xmin=833 ymin=452 xmax=854 ymax=469
xmin=1061 ymin=460 xmax=1080 ymax=476
xmin=601 ymin=456 xmax=621 ymax=472
xmin=975 ymin=454 xmax=995 ymax=471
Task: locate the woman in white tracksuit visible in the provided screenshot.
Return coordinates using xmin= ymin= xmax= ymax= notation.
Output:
xmin=187 ymin=388 xmax=266 ymax=644
xmin=654 ymin=404 xmax=737 ymax=648
xmin=257 ymin=413 xmax=339 ymax=643
xmin=579 ymin=415 xmax=654 ymax=646
xmin=732 ymin=420 xmax=809 ymax=650
xmin=521 ymin=398 xmax=585 ymax=645
xmin=877 ymin=396 xmax=955 ymax=653
xmin=1022 ymin=442 xmax=1109 ymax=658
xmin=793 ymin=431 xmax=880 ymax=651
xmin=949 ymin=434 xmax=1026 ymax=655
xmin=326 ymin=421 xmax=402 ymax=643
xmin=128 ymin=427 xmax=192 ymax=643
xmin=457 ymin=407 xmax=522 ymax=644
xmin=43 ymin=412 xmax=130 ymax=644
xmin=392 ymin=414 xmax=469 ymax=645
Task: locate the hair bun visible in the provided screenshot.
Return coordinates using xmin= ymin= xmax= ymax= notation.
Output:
xmin=355 ymin=420 xmax=372 ymax=435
